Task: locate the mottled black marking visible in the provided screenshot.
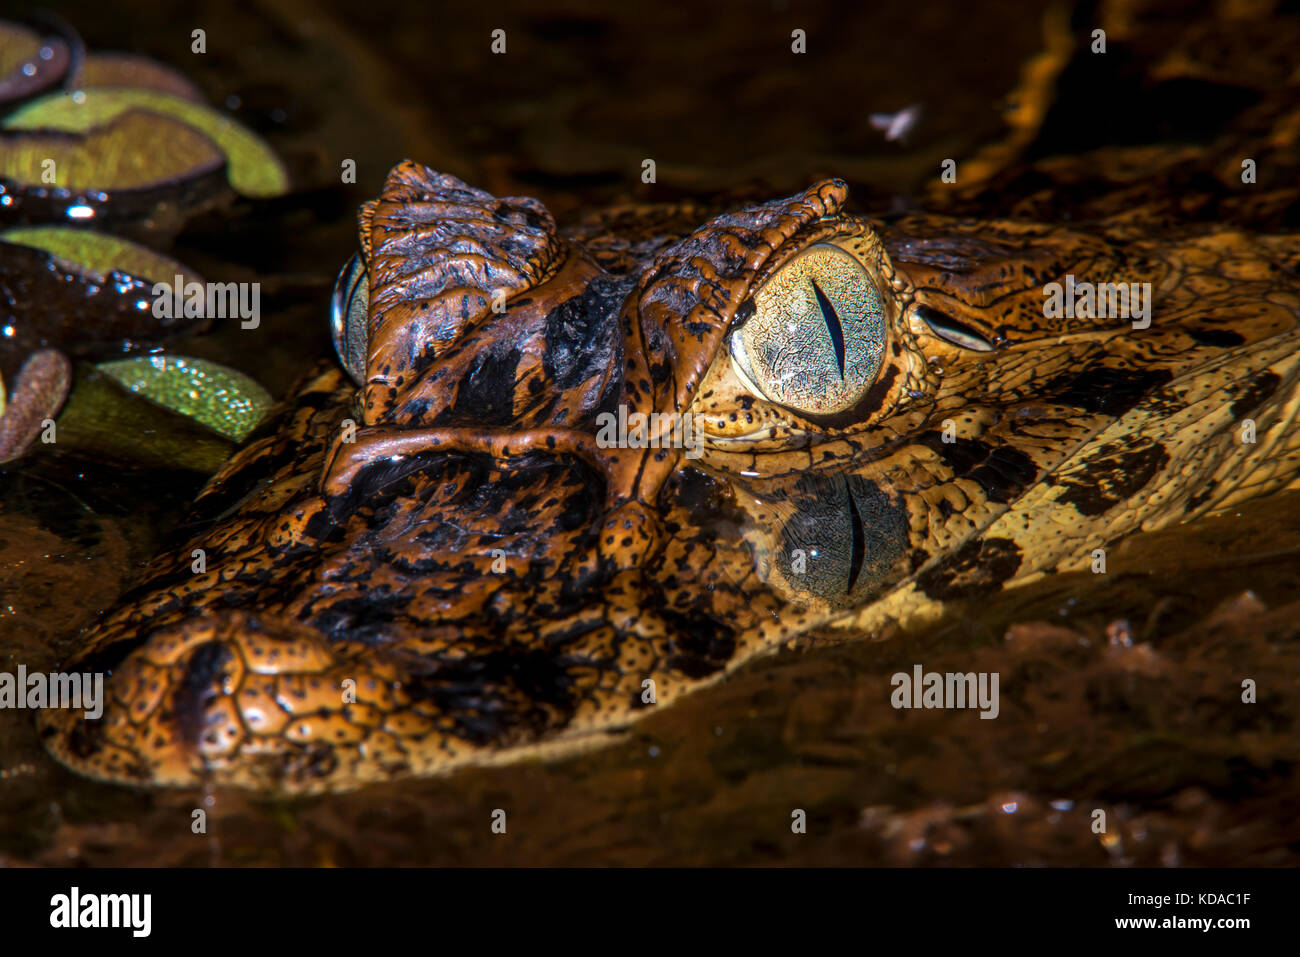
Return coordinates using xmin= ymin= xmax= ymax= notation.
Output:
xmin=58 ymin=706 xmax=106 ymax=759
xmin=917 ymin=433 xmax=1039 ymax=504
xmin=1053 ymin=441 xmax=1170 ymax=516
xmin=916 ymin=537 xmax=1023 ymax=601
xmin=400 ymin=395 xmax=433 ymax=421
xmin=662 ymin=609 xmax=738 ymax=679
xmin=1184 ymin=477 xmax=1219 ymax=513
xmin=971 ymin=445 xmax=1040 ymax=504
xmin=325 ymin=451 xmax=460 ymax=521
xmin=589 ymin=367 xmax=625 ymax=425
xmin=1189 ymin=328 xmax=1245 ymax=348
xmin=1044 ymin=365 xmax=1173 ymax=416
xmin=302 ymin=506 xmax=348 ymax=544
xmin=1230 ymin=370 xmax=1280 ymax=420
xmin=542 ymin=274 xmax=630 ymax=391
xmin=404 ymin=648 xmax=580 ymax=744
xmin=297 ymin=744 xmax=340 ymax=780
xmin=450 ymin=346 xmax=522 ymax=425
xmin=311 ymin=592 xmax=417 ymax=646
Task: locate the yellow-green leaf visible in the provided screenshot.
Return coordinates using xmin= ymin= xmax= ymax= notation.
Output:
xmin=0 ymin=107 xmax=225 ymax=191
xmin=6 ymin=89 xmax=288 ymax=197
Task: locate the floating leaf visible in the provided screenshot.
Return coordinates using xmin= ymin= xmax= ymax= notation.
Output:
xmin=0 ymin=348 xmax=70 ymax=463
xmin=6 ymin=89 xmax=288 ymax=197
xmin=0 ymin=106 xmax=226 ymax=191
xmin=69 ymin=54 xmax=205 ymax=102
xmin=96 ymin=354 xmax=272 ymax=442
xmin=0 ymin=21 xmax=70 ymax=107
xmin=52 ymin=365 xmax=233 ymax=473
xmin=0 ymin=225 xmax=201 ymax=285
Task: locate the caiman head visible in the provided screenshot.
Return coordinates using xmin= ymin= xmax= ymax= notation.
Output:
xmin=39 ymin=162 xmax=1300 ymax=793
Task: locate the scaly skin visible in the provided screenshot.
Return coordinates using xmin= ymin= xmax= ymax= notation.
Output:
xmin=38 ymin=0 xmax=1300 ymax=793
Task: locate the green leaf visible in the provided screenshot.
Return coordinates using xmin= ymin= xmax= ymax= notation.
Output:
xmin=96 ymin=354 xmax=272 ymax=442
xmin=0 ymin=226 xmax=201 ymax=285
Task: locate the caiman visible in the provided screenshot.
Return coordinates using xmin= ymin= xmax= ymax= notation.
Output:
xmin=37 ymin=2 xmax=1300 ymax=793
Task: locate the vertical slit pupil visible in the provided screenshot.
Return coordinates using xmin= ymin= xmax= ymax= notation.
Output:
xmin=811 ymin=279 xmax=847 ymax=380
xmin=845 ymin=491 xmax=865 ymax=595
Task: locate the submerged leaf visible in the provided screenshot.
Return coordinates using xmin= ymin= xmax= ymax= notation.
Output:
xmin=53 ymin=366 xmax=234 ymax=474
xmin=0 ymin=225 xmax=201 ymax=285
xmin=6 ymin=89 xmax=289 ymax=197
xmin=0 ymin=240 xmax=208 ymax=380
xmin=96 ymin=354 xmax=272 ymax=442
xmin=0 ymin=21 xmax=70 ymax=107
xmin=70 ymin=54 xmax=205 ymax=102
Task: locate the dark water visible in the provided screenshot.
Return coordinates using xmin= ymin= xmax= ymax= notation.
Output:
xmin=1 ymin=0 xmax=1298 ymax=866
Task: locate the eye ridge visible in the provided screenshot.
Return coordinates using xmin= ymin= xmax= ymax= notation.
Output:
xmin=809 ymin=278 xmax=847 ymax=381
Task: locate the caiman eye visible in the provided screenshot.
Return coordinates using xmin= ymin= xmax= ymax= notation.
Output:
xmin=729 ymin=243 xmax=887 ymax=417
xmin=915 ymin=304 xmax=995 ymax=351
xmin=330 ymin=252 xmax=369 ymax=386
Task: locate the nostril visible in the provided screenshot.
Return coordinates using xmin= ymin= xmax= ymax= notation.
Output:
xmin=52 ymin=707 xmax=105 ymax=760
xmin=172 ymin=641 xmax=234 ymax=747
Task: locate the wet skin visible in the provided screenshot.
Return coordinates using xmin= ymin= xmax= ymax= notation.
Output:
xmin=38 ymin=159 xmax=1300 ymax=794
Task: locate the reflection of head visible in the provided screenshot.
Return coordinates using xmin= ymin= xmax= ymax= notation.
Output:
xmin=756 ymin=472 xmax=908 ymax=609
